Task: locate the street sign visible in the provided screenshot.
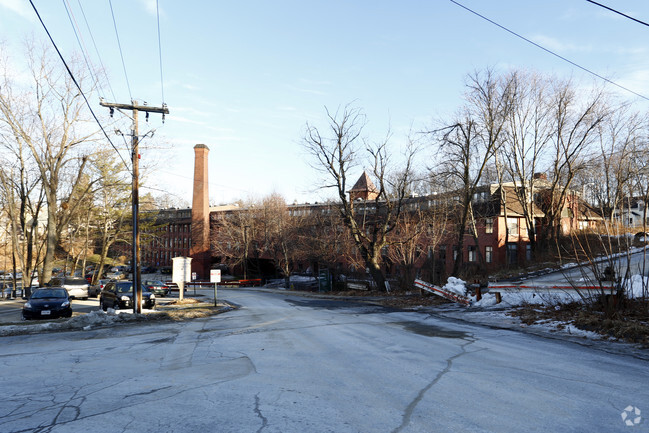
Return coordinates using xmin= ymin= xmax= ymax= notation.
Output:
xmin=210 ymin=269 xmax=222 ymax=283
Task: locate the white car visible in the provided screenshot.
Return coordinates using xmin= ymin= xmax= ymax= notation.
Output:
xmin=49 ymin=277 xmax=89 ymax=300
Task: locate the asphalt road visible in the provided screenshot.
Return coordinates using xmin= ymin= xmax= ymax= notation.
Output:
xmin=0 ymin=288 xmax=647 ymax=432
xmin=515 ymin=247 xmax=649 ymax=285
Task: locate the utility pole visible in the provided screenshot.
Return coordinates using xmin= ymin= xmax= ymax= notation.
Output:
xmin=100 ymin=99 xmax=169 ymax=314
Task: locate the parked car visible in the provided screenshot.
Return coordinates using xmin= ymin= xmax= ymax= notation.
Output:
xmin=49 ymin=277 xmax=89 ymax=300
xmin=1 ymin=282 xmax=23 ymax=298
xmin=89 ymin=278 xmax=114 ymax=298
xmin=160 ymin=266 xmax=172 ymax=275
xmin=99 ymin=281 xmax=156 ymax=311
xmin=22 ymin=287 xmax=72 ymax=320
xmin=105 ymin=266 xmax=128 ymax=280
xmin=143 ymin=280 xmax=170 ymax=297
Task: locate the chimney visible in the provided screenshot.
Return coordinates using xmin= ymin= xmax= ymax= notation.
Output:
xmin=190 ymin=144 xmax=210 ymax=280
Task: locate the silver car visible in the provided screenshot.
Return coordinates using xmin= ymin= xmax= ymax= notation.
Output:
xmin=49 ymin=277 xmax=89 ymax=300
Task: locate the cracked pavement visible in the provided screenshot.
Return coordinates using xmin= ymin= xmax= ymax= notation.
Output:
xmin=1 ymin=288 xmax=648 ymax=432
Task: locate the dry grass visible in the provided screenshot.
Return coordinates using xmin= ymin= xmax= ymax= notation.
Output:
xmin=507 ymin=300 xmax=649 ymax=347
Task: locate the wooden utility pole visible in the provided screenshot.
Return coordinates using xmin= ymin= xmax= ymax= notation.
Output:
xmin=100 ymin=99 xmax=169 ymax=313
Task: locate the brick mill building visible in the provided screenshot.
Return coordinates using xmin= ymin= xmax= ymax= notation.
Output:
xmin=134 ymin=144 xmax=600 ymax=284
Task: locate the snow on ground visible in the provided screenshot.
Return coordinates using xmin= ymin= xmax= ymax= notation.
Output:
xmin=625 ymin=274 xmax=649 ymax=299
xmin=0 ymin=308 xmax=163 ymax=337
xmin=435 ymin=276 xmax=647 ymax=345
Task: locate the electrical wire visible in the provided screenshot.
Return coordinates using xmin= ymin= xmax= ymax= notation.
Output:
xmin=62 ymin=0 xmax=100 ymax=93
xmin=76 ymin=0 xmax=118 ymax=102
xmin=449 ymin=0 xmax=649 ymax=103
xmin=28 ymin=0 xmax=132 ymax=173
xmin=156 ymin=0 xmax=165 ymax=105
xmin=108 ymin=0 xmax=132 ymax=100
xmin=586 ymin=0 xmax=649 ymax=28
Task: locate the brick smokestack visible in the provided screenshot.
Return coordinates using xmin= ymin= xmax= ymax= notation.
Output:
xmin=190 ymin=144 xmax=210 ymax=280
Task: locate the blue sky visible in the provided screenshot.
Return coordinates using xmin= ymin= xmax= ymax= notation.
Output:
xmin=2 ymin=0 xmax=649 ymax=206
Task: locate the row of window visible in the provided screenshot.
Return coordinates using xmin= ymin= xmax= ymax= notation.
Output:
xmin=430 ymin=242 xmax=532 ymax=265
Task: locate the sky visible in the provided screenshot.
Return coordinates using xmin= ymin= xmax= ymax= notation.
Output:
xmin=1 ymin=0 xmax=649 ymax=207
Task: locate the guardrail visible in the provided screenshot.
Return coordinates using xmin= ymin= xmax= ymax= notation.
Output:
xmin=166 ymin=279 xmax=263 ymax=289
xmin=414 ymin=279 xmax=471 ymax=306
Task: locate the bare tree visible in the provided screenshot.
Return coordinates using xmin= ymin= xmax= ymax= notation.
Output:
xmin=260 ymin=193 xmax=301 ymax=288
xmin=430 ymin=70 xmax=513 ymax=276
xmin=537 ymin=79 xmax=608 ymax=248
xmin=298 ymin=201 xmax=355 ymax=287
xmin=303 ymin=105 xmax=418 ymax=292
xmin=90 ymin=151 xmax=132 ymax=282
xmin=0 ymin=42 xmax=97 ymax=284
xmin=211 ymin=200 xmax=258 ymax=279
xmin=500 ymin=70 xmax=554 ymax=255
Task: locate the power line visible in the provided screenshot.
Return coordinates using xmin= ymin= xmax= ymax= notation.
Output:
xmin=76 ymin=0 xmax=118 ymax=101
xmin=585 ymin=0 xmax=649 ymax=28
xmin=62 ymin=0 xmax=100 ymax=93
xmin=108 ymin=0 xmax=132 ymax=100
xmin=156 ymin=0 xmax=165 ymax=105
xmin=28 ymin=0 xmax=131 ymax=173
xmin=449 ymin=0 xmax=649 ymax=103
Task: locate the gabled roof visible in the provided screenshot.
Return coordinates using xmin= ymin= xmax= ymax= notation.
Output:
xmin=349 ymin=171 xmax=378 ymax=193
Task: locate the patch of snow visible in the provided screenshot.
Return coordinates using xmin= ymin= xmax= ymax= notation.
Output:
xmin=625 ymin=274 xmax=648 ymax=299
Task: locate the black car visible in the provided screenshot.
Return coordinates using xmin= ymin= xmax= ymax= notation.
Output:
xmin=99 ymin=281 xmax=156 ymax=311
xmin=22 ymin=287 xmax=72 ymax=320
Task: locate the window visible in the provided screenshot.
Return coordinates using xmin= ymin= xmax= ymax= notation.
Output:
xmin=453 ymin=246 xmax=459 ymax=261
xmin=507 ymin=218 xmax=519 ymax=234
xmin=439 ymin=245 xmax=446 ymax=262
xmin=507 ymin=243 xmax=518 ymax=265
xmin=485 ymin=246 xmax=493 ymax=263
xmin=485 ymin=218 xmax=494 ymax=234
xmin=526 ymin=244 xmax=532 ymax=261
xmin=468 ymin=245 xmax=477 ymax=262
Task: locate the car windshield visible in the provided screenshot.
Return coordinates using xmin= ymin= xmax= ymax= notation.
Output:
xmin=31 ymin=289 xmax=67 ymax=299
xmin=147 ymin=281 xmax=164 ymax=286
xmin=116 ymin=283 xmax=147 ymax=293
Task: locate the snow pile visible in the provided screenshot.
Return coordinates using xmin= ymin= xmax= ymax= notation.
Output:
xmin=442 ymin=277 xmax=467 ymax=297
xmin=471 ymin=291 xmax=581 ymax=308
xmin=0 ymin=309 xmax=160 ymax=337
xmin=290 ymin=275 xmax=318 ymax=282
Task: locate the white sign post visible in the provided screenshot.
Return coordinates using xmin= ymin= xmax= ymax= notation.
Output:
xmin=172 ymin=257 xmax=192 ymax=301
xmin=210 ymin=269 xmax=221 ymax=307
